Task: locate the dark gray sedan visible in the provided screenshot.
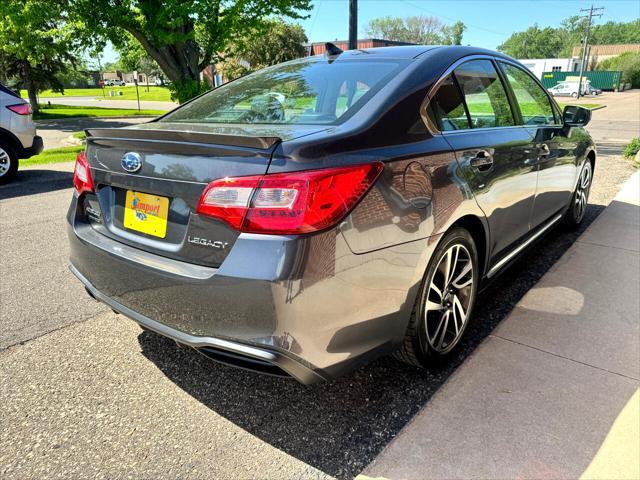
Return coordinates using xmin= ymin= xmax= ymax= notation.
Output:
xmin=68 ymin=45 xmax=595 ymax=383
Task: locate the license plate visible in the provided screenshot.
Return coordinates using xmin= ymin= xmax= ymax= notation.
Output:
xmin=123 ymin=190 xmax=169 ymax=238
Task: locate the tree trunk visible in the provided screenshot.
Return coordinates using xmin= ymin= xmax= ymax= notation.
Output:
xmin=22 ymin=62 xmax=39 ymax=113
xmin=27 ymin=86 xmax=38 ymax=113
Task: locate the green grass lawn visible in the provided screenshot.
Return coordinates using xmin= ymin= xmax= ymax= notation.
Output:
xmin=22 ymin=86 xmax=173 ymax=102
xmin=22 ymin=145 xmax=83 ymax=166
xmin=33 ymin=104 xmax=165 ymax=120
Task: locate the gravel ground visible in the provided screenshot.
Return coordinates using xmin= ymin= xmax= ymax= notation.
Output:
xmin=0 ymin=150 xmax=636 ymax=479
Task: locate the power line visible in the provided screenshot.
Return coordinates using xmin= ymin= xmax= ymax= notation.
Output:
xmin=576 ymin=4 xmax=604 ymax=98
xmin=400 ymin=0 xmax=505 ymax=37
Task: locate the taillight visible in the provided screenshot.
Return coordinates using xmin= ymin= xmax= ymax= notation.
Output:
xmin=73 ymin=151 xmax=94 ymax=195
xmin=197 ymin=163 xmax=383 ymax=234
xmin=6 ymin=103 xmax=32 ymax=115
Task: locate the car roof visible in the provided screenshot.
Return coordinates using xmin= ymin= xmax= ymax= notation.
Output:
xmin=329 ymin=45 xmax=441 ymax=59
xmin=316 ymin=45 xmax=518 ymax=62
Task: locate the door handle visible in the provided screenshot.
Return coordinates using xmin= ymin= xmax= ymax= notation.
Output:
xmin=469 ymin=150 xmax=494 ymax=169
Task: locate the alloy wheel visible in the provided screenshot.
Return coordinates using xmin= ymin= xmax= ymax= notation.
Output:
xmin=0 ymin=147 xmax=10 ymax=177
xmin=424 ymin=244 xmax=474 ymax=354
xmin=573 ymin=163 xmax=592 ymax=222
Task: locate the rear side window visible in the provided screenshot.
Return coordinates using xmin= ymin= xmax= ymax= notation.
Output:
xmin=454 ymin=59 xmax=515 ymax=129
xmin=500 ymin=62 xmax=557 ymax=125
xmin=428 ymin=74 xmax=470 ymax=131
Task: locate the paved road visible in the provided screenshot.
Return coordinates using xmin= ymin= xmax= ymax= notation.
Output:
xmin=36 ymin=117 xmax=155 ymax=150
xmin=43 ymin=95 xmax=178 ymax=111
xmin=566 ymin=90 xmax=640 ymax=150
xmin=1 ymin=113 xmax=637 ymax=477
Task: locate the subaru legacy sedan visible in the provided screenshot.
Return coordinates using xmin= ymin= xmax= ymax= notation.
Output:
xmin=68 ymin=45 xmax=594 ymax=383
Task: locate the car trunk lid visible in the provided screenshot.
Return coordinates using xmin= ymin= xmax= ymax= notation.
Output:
xmin=79 ymin=123 xmax=316 ymax=268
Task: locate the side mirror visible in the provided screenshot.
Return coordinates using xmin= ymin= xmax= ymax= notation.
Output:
xmin=563 ymin=105 xmax=591 ymax=127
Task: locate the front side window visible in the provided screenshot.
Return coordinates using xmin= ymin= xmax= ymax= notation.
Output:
xmin=454 ymin=59 xmax=515 ymax=129
xmin=160 ymin=58 xmax=407 ymax=126
xmin=500 ymin=62 xmax=557 ymax=125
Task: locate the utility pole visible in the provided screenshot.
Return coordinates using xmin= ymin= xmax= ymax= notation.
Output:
xmin=348 ymin=0 xmax=357 ymax=50
xmin=576 ymin=5 xmax=603 ymax=98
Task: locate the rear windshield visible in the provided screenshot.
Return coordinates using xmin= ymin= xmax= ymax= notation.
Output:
xmin=160 ymin=57 xmax=408 ymax=126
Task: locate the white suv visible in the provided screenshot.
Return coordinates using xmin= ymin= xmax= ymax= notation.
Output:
xmin=0 ymin=83 xmax=43 ymax=183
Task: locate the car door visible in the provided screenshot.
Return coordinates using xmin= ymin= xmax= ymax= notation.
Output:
xmin=429 ymin=58 xmax=538 ymax=258
xmin=498 ymin=61 xmax=578 ymax=229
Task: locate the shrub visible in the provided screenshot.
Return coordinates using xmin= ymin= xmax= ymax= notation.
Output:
xmin=623 ymin=137 xmax=640 ymax=159
xmin=597 ymin=52 xmax=640 ymax=88
xmin=168 ymin=79 xmax=211 ymax=104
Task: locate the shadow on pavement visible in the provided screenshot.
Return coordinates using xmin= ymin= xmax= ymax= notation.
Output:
xmin=594 ymin=141 xmax=625 ymax=157
xmin=0 ymin=168 xmax=72 ymax=200
xmin=138 ymin=203 xmax=606 ymax=479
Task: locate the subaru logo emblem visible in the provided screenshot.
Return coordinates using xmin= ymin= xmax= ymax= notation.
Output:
xmin=121 ymin=152 xmax=143 ymax=173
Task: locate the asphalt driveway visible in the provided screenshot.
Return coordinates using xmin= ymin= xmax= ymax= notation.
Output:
xmin=36 ymin=117 xmax=155 ymax=150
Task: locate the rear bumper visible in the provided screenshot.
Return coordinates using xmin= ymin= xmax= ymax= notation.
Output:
xmin=20 ymin=135 xmax=43 ymax=158
xmin=71 ymin=264 xmax=325 ymax=383
xmin=67 ymin=194 xmax=431 ymax=383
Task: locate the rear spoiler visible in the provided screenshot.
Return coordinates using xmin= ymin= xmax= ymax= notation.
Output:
xmin=85 ymin=127 xmax=281 ymax=150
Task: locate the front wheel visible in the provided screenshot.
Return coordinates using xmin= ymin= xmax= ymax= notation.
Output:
xmin=563 ymin=161 xmax=592 ymax=229
xmin=395 ymin=228 xmax=479 ymax=367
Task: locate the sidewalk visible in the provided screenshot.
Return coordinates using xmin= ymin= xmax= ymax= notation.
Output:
xmin=362 ymin=171 xmax=640 ymax=480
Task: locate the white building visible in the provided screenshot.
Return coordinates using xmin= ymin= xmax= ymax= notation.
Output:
xmin=517 ymin=58 xmax=582 ymax=80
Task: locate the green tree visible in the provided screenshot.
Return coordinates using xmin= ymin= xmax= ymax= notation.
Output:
xmin=116 ymin=34 xmax=164 ymax=91
xmin=497 ymin=25 xmax=565 ymax=59
xmin=218 ymin=20 xmax=307 ymax=80
xmin=365 ymin=15 xmax=465 ymax=45
xmin=500 ymin=17 xmax=640 ymax=59
xmin=598 ymin=52 xmax=640 ymax=88
xmin=443 ymin=21 xmax=466 ymax=45
xmin=0 ymin=0 xmax=81 ymax=111
xmin=591 ymin=19 xmax=640 ymax=45
xmin=68 ymin=0 xmax=311 ymax=103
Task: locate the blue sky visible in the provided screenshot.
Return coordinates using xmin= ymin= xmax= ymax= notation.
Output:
xmin=98 ymin=0 xmax=639 ymax=64
xmin=298 ymin=0 xmax=639 ymax=47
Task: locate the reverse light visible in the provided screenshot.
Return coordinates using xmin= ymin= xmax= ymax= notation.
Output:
xmin=6 ymin=103 xmax=32 ymax=115
xmin=197 ymin=163 xmax=384 ymax=235
xmin=73 ymin=151 xmax=94 ymax=195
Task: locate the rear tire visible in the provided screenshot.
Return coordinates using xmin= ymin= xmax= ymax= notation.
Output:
xmin=395 ymin=228 xmax=479 ymax=367
xmin=0 ymin=140 xmax=18 ymax=184
xmin=563 ymin=161 xmax=592 ymax=230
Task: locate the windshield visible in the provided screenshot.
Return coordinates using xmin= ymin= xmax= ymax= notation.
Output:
xmin=160 ymin=57 xmax=408 ymax=126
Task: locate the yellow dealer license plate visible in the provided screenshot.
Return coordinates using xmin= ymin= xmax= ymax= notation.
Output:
xmin=123 ymin=190 xmax=169 ymax=238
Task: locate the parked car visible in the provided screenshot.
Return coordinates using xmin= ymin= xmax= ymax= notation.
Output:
xmin=587 ymin=85 xmax=602 ymax=95
xmin=0 ymin=82 xmax=44 ymax=184
xmin=104 ymin=79 xmax=126 ymax=87
xmin=548 ymin=80 xmax=591 ymax=98
xmin=68 ymin=45 xmax=595 ymax=383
